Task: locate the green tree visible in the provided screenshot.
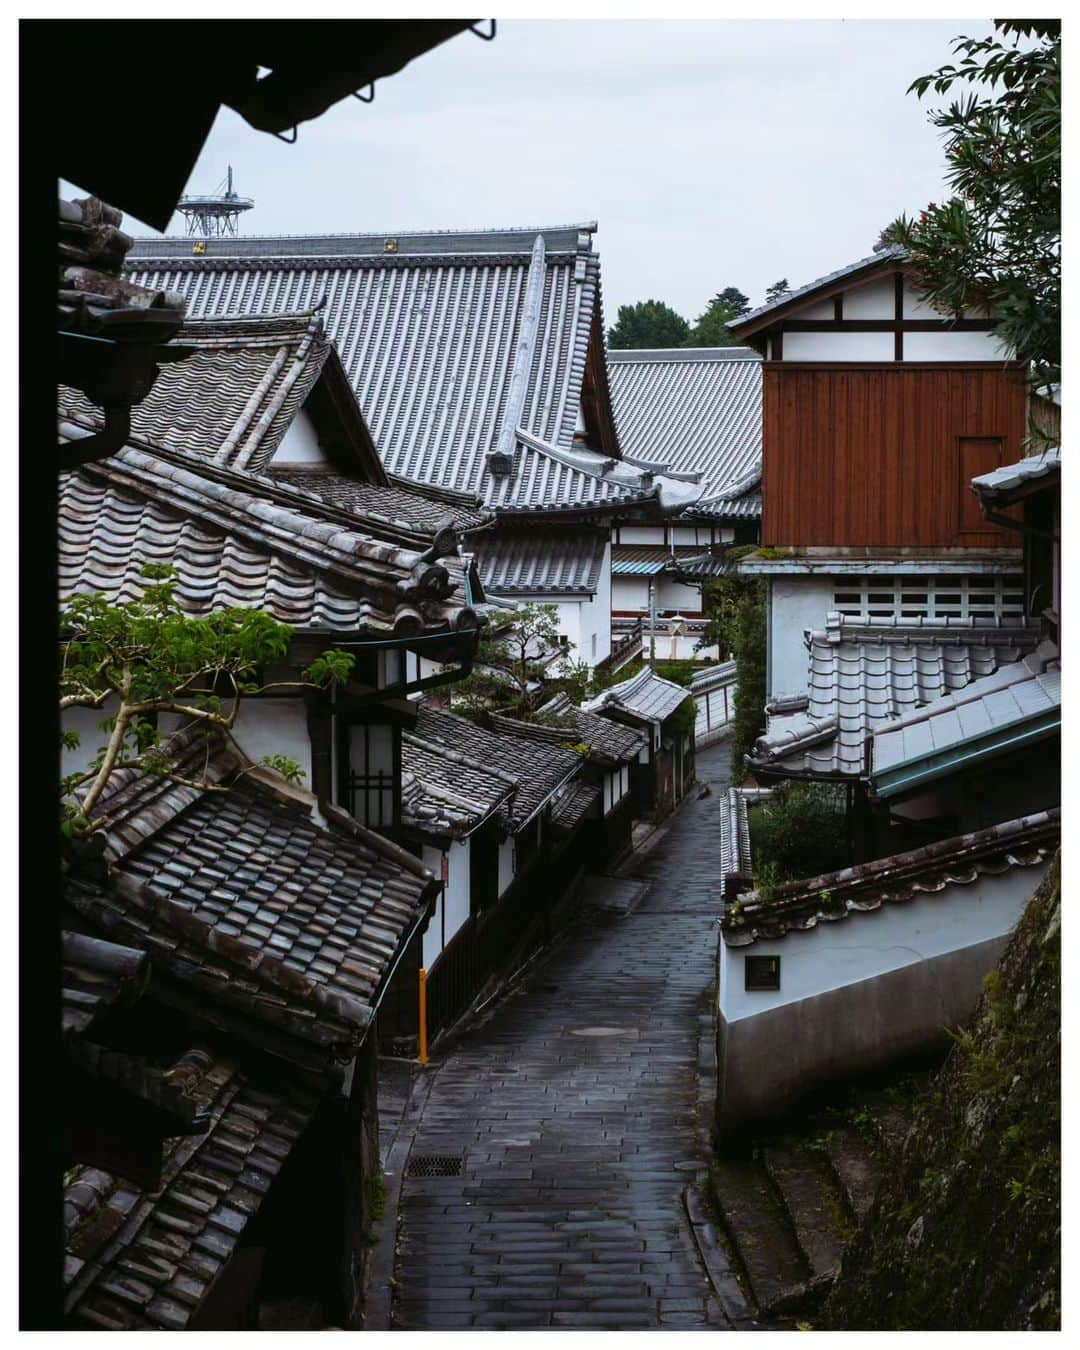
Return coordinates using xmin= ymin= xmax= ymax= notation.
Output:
xmin=451 ymin=602 xmax=569 ymax=717
xmin=764 ymin=278 xmax=791 ymax=306
xmin=726 ymin=576 xmax=767 ymax=783
xmin=60 ymin=564 xmax=355 ymax=836
xmin=684 ymin=294 xmax=742 ymax=348
xmin=607 ymin=299 xmax=690 ymax=349
xmin=716 ymin=286 xmax=750 ymax=317
xmin=887 ymin=21 xmax=1060 ymax=392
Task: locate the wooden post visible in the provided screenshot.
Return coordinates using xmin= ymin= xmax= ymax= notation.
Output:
xmin=418 ymin=967 xmax=428 ymax=1065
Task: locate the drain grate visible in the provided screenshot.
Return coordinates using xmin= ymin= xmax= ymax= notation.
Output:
xmin=406 ymin=1153 xmax=463 ymax=1178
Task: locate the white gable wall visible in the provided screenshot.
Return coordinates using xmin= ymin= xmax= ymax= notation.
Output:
xmin=271 ymin=409 xmax=331 ymax=466
xmin=421 ymin=838 xmax=471 ymax=969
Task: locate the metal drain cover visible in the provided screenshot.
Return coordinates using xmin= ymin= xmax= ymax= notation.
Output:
xmin=406 ymin=1153 xmax=463 ymax=1178
xmin=569 ymin=1026 xmax=638 ymax=1038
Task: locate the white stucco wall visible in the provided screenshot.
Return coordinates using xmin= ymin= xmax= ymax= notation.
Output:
xmin=718 ymin=861 xmax=1047 ymax=1025
xmin=782 ymin=331 xmax=895 ymax=362
xmin=498 ymin=836 xmax=515 ymax=896
xmin=421 ymin=838 xmax=471 ymax=969
xmin=62 ymin=699 xmax=121 ymax=781
xmin=903 ymin=330 xmax=1012 ymax=361
xmin=767 ymin=576 xmax=835 ymax=698
xmin=618 ymin=525 xmax=663 ymax=545
xmin=612 ymin=575 xmax=651 ymax=613
xmin=270 ymin=409 xmax=330 ymax=466
xmin=656 ymin=577 xmax=703 ymax=613
xmin=843 ymin=277 xmax=894 ymax=319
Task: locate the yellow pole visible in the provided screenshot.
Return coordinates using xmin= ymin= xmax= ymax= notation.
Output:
xmin=418 ymin=967 xmax=428 ymax=1065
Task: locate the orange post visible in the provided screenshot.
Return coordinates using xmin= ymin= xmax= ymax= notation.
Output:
xmin=418 ymin=967 xmax=428 ymax=1065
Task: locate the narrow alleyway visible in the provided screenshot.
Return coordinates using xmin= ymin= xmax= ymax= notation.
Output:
xmin=390 ymin=742 xmax=734 ymax=1330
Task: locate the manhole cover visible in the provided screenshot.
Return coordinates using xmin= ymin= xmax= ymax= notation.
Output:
xmin=569 ymin=1026 xmax=638 ymax=1038
xmin=406 ymin=1153 xmax=463 ymax=1178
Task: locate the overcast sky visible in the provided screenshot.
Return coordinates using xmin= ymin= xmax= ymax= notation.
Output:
xmin=67 ymin=18 xmax=989 ymax=326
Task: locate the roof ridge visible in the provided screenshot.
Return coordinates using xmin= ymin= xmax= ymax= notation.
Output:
xmin=134 ymin=222 xmax=598 ymax=244
xmin=605 ymin=346 xmax=761 ymax=363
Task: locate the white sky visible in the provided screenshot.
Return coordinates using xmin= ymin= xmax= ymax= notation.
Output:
xmin=63 ymin=17 xmax=988 ymax=326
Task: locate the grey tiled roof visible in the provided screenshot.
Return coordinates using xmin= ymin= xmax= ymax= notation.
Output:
xmin=729 ymin=244 xmax=906 ymax=333
xmin=64 ymin=1059 xmax=319 ymax=1330
xmin=471 ymin=529 xmax=608 ymax=595
xmin=61 ymin=930 xmax=150 ymax=1038
xmin=971 ymin=448 xmax=1061 ymax=506
xmin=871 ymin=642 xmax=1061 ymax=788
xmin=268 ymin=467 xmax=490 ymax=534
xmin=490 ymin=692 xmax=646 ymax=767
xmin=401 ymin=729 xmax=515 ymax=840
xmin=606 ymin=347 xmax=762 ymax=502
xmin=585 ymin=666 xmax=692 ymax=724
xmin=611 ymin=544 xmax=729 ymax=578
xmin=688 ymin=489 xmax=762 ymax=522
xmin=750 ymin=613 xmax=1041 ymax=779
xmin=58 ymin=441 xmax=477 ymax=637
xmin=414 ymin=706 xmax=580 ymax=831
xmin=550 ymin=780 xmax=600 ymax=834
xmin=126 ymin=226 xmax=701 ymax=515
xmin=59 ymin=313 xmax=339 ymax=476
xmin=67 ymin=738 xmax=435 ymax=1054
xmin=722 ymin=809 xmax=1059 ymax=948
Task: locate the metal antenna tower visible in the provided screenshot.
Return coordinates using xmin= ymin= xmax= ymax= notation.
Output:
xmin=177 ymin=166 xmax=254 ymax=238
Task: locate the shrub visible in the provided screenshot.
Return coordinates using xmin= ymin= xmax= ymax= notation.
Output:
xmin=750 ymin=779 xmax=848 ymax=882
xmin=727 ymin=577 xmax=767 ymax=782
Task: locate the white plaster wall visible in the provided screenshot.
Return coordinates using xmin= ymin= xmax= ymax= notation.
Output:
xmin=782 ymin=331 xmax=895 ymax=362
xmin=670 ymin=526 xmax=715 ymax=547
xmin=795 ymin=298 xmax=836 ymax=321
xmin=498 ymin=836 xmax=515 ymax=896
xmin=612 ymin=575 xmax=651 ymax=613
xmin=222 ymin=700 xmax=314 ymax=784
xmin=843 ymin=277 xmax=895 ymax=319
xmin=719 ymin=861 xmax=1046 ymax=1024
xmin=903 ymin=330 xmax=1012 ymax=361
xmin=767 ymin=576 xmax=835 ymax=698
xmin=270 ymin=409 xmax=331 ymax=466
xmin=590 ymin=540 xmax=613 ymax=664
xmin=657 ymin=578 xmax=702 ymax=613
xmin=421 ymin=838 xmax=471 ymax=969
xmin=62 ymin=698 xmax=121 ymax=781
xmin=618 ymin=525 xmax=663 ymax=545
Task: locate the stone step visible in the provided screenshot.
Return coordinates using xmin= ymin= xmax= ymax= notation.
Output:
xmin=761 ymin=1145 xmax=852 ymax=1282
xmin=710 ymin=1158 xmax=809 ymax=1314
xmin=865 ymin=1099 xmax=913 ymax=1155
xmin=825 ymin=1125 xmax=883 ymax=1225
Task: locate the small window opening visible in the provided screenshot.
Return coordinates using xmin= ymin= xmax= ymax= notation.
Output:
xmin=745 ymin=954 xmax=781 ymax=991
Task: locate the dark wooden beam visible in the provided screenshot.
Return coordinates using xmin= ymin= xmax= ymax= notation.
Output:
xmin=894 ymin=273 xmax=904 ymax=361
xmin=778 ymin=318 xmax=996 ymax=333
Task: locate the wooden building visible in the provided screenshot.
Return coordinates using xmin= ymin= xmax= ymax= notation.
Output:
xmin=585 ymin=668 xmax=696 ymax=819
xmin=727 ymin=243 xmax=1028 ymax=703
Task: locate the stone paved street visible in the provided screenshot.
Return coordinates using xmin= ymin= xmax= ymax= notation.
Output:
xmin=391 ymin=742 xmax=733 ymax=1330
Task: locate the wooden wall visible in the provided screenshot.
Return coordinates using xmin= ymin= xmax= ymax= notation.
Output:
xmin=762 ymin=364 xmax=1028 ymax=548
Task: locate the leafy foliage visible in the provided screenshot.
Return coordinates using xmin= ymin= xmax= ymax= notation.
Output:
xmin=726 ymin=575 xmax=767 ymax=782
xmin=764 ymin=278 xmax=791 ymax=305
xmin=887 ymin=21 xmax=1060 ymax=393
xmin=59 ymin=565 xmax=355 ymax=834
xmin=449 ymin=603 xmax=572 ymax=717
xmin=684 ymin=293 xmax=742 ymax=348
xmin=749 ymin=779 xmax=848 ymax=883
xmin=607 ymin=299 xmax=690 ymax=349
xmin=650 ymin=659 xmax=701 ymax=687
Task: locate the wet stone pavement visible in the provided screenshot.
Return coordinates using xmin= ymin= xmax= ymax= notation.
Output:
xmin=390 ymin=742 xmax=734 ymax=1330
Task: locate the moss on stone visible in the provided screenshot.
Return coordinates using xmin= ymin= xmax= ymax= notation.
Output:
xmin=820 ymin=854 xmax=1060 ymax=1330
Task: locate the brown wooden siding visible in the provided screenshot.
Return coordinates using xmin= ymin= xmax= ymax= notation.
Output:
xmin=762 ymin=364 xmax=1028 ymax=548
